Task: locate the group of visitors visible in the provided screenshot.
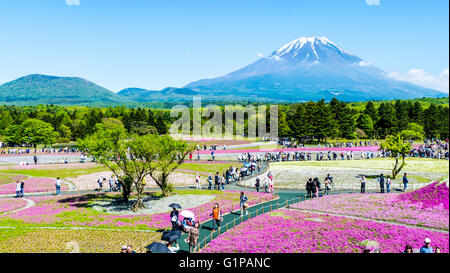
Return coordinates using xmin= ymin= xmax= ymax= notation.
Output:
xmin=305 ymin=174 xmax=333 ymax=197
xmin=165 ymin=191 xmax=251 ymax=253
xmin=409 ymin=140 xmax=449 ymax=160
xmin=362 ymin=173 xmax=408 ymax=194
xmin=205 ymin=166 xmax=241 ymax=191
xmin=404 ymin=238 xmax=441 ymax=253
xmin=120 ymin=245 xmax=136 ymax=253
xmin=97 ymin=175 xmax=121 ymax=192
xmin=0 ymin=147 xmax=79 ymax=155
xmin=254 ymin=171 xmax=274 ymax=194
xmin=15 ymin=180 xmax=25 ymax=198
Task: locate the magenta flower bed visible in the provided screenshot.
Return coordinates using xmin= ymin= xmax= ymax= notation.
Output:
xmin=290 ymin=192 xmax=449 ymax=230
xmin=201 ymin=210 xmax=449 ymax=253
xmin=0 ymin=178 xmax=69 ymax=195
xmin=397 ymin=182 xmax=449 ymax=210
xmin=1 ymin=191 xmax=275 ymax=229
xmin=0 ymin=198 xmax=28 ymax=213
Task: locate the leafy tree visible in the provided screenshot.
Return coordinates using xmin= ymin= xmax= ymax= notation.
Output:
xmin=364 ymin=101 xmax=378 ymax=123
xmin=376 ymin=103 xmax=396 ymax=138
xmin=400 ymin=123 xmax=424 ymax=141
xmin=356 ymin=113 xmax=375 ymax=138
xmin=5 ymin=118 xmax=58 ymax=147
xmin=78 ymin=129 xmax=193 ymax=211
xmin=379 ymin=134 xmax=412 ymax=179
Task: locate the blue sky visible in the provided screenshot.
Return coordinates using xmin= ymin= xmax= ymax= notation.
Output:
xmin=0 ymin=0 xmax=448 ymax=92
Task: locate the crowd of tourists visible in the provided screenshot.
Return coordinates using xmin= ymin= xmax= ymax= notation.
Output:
xmin=0 ymin=147 xmax=79 ymax=155
xmin=96 ymin=175 xmax=122 ymax=192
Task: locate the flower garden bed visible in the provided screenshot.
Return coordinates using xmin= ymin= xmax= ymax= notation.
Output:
xmin=0 ymin=228 xmax=160 ymax=253
xmin=0 ymin=198 xmax=29 ymax=213
xmin=0 ymin=177 xmax=69 ymax=195
xmin=0 ymin=191 xmax=275 ymax=230
xmin=289 ymin=182 xmax=449 ymax=230
xmin=200 ymin=209 xmax=449 ymax=253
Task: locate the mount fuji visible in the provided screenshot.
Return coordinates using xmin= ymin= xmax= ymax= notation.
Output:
xmin=184 ymin=36 xmax=444 ymax=102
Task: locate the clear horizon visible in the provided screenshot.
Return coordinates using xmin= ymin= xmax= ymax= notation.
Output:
xmin=0 ymin=0 xmax=448 ymax=93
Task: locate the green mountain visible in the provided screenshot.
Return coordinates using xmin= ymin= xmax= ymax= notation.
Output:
xmin=0 ymin=74 xmax=128 ymax=106
xmin=117 ymin=87 xmax=201 ymax=102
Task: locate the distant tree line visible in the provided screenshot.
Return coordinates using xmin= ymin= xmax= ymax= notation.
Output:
xmin=281 ymin=98 xmax=449 ymax=142
xmin=0 ymin=98 xmax=448 ymax=146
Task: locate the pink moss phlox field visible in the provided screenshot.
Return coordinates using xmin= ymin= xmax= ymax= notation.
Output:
xmin=397 ymin=182 xmax=449 ymax=210
xmin=290 ymin=183 xmax=449 ymax=230
xmin=200 ymin=210 xmax=449 ymax=253
xmin=0 ymin=198 xmax=28 ymax=213
xmin=0 ymin=177 xmax=69 ymax=195
xmin=1 ymin=191 xmax=274 ymax=229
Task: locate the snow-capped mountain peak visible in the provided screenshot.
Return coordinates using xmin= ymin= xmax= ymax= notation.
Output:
xmin=269 ymin=36 xmax=362 ymax=65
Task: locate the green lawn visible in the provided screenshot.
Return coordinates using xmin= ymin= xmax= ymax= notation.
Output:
xmin=178 ymin=162 xmax=235 ymax=174
xmin=0 ymin=165 xmax=108 ymax=179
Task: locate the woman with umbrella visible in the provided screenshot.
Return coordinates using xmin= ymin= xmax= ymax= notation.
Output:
xmin=180 ymin=210 xmax=196 ymax=232
xmin=169 ymin=203 xmax=182 ymax=230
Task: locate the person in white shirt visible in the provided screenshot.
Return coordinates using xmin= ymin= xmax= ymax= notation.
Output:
xmin=167 ymin=241 xmax=179 ymax=253
xmin=55 ymin=177 xmax=62 ymax=195
xmin=195 ymin=173 xmax=201 ymax=189
xmin=16 ymin=182 xmax=21 ymax=198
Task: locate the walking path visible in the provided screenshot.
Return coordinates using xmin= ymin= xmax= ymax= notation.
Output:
xmin=177 ymin=187 xmax=303 ymax=253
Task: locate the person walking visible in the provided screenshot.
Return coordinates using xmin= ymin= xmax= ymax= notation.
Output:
xmin=15 ymin=181 xmax=21 ymax=198
xmin=403 ymin=173 xmax=409 ymax=192
xmin=55 ymin=177 xmax=61 ymax=195
xmin=20 ymin=180 xmax=24 ymax=198
xmin=33 ymin=155 xmax=38 ymax=165
xmin=240 ymin=192 xmax=248 ymax=216
xmin=306 ymin=178 xmax=313 ymax=198
xmin=207 ymin=173 xmax=213 ymax=190
xmin=420 ymin=238 xmax=434 ymax=253
xmin=170 ymin=208 xmax=180 ymax=230
xmin=360 ymin=176 xmax=367 ymax=194
xmin=255 ymin=177 xmax=260 ymax=192
xmin=214 ymin=172 xmax=220 ymax=190
xmin=211 ymin=203 xmax=221 ymax=231
xmin=324 ymin=177 xmax=331 ymax=195
xmin=221 ymin=174 xmax=226 ymax=191
xmin=115 ymin=177 xmax=121 ymax=192
xmin=186 ymin=222 xmax=200 ymax=253
xmin=386 ymin=176 xmax=392 ymax=193
xmin=195 ymin=173 xmax=201 ymax=190
xmin=378 ymin=174 xmax=385 ymax=193
xmin=312 ymin=178 xmax=318 ymax=198
xmin=109 ymin=176 xmax=114 ymax=192
xmin=97 ymin=177 xmax=103 ymax=191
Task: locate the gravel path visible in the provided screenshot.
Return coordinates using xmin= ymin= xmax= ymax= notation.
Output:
xmin=91 ymin=194 xmax=216 ymax=215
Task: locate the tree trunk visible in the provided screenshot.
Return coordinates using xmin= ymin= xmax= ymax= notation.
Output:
xmin=392 ymin=157 xmax=399 ymax=179
xmin=132 ymin=180 xmax=146 ymax=212
xmin=120 ymin=177 xmax=133 ymax=203
xmin=160 ymin=174 xmax=172 ymax=197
